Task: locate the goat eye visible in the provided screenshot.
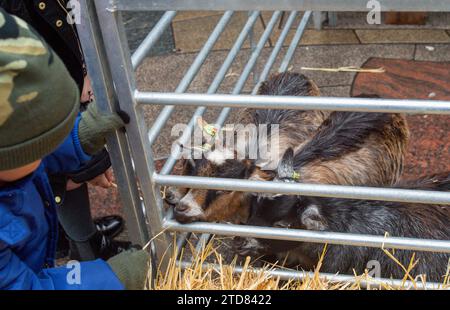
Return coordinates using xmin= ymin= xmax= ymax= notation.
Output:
xmin=216 ymin=190 xmax=231 ymax=195
xmin=274 ymin=221 xmax=290 ymax=228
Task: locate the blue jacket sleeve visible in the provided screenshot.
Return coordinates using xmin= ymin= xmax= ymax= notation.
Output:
xmin=0 ymin=243 xmax=124 ymax=290
xmin=43 ymin=116 xmax=92 ymax=175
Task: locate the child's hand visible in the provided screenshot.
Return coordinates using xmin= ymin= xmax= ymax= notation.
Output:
xmin=66 ymin=169 xmax=115 ymax=190
xmin=66 ymin=179 xmax=83 ymax=191
xmin=78 ymin=101 xmax=130 ymax=155
xmin=80 ymin=75 xmax=94 ymax=103
xmin=88 ymin=169 xmax=115 ymax=189
xmin=107 ymin=248 xmax=151 ymax=290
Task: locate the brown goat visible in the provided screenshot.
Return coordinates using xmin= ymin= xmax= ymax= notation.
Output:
xmin=167 ymin=72 xmax=409 ymax=224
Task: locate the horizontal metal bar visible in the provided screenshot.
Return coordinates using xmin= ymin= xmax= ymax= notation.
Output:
xmin=147 ymin=11 xmax=234 ymax=145
xmin=278 ymin=10 xmax=311 ymax=72
xmin=164 ymin=220 xmax=450 ymax=254
xmin=177 ymin=261 xmax=447 ymax=290
xmin=136 ymin=92 xmax=450 ymax=115
xmin=131 ymin=11 xmax=177 ymax=69
xmin=154 ymin=174 xmax=450 ymax=205
xmin=112 ymin=0 xmax=450 ymax=12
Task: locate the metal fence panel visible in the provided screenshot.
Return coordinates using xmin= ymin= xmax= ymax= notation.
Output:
xmin=79 ymin=1 xmax=450 ymax=287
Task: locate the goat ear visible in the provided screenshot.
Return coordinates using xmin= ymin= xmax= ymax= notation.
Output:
xmin=242 ymin=159 xmax=256 ymax=178
xmin=273 ymin=219 xmax=292 ymax=229
xmin=277 ymin=148 xmax=294 ymax=179
xmin=187 ymin=158 xmax=196 ymax=169
xmin=300 ymin=204 xmax=327 ymax=231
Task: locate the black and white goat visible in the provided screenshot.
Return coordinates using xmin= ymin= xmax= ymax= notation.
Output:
xmin=234 ymin=148 xmax=450 ymax=282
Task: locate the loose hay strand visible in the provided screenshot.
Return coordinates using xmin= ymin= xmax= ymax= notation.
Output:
xmin=301 ymin=66 xmax=385 ymax=73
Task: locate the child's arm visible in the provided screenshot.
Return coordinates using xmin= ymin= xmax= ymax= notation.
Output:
xmin=0 ymin=243 xmax=124 ymax=290
xmin=43 ymin=101 xmax=128 ymax=175
xmin=42 ymin=115 xmax=92 ymax=175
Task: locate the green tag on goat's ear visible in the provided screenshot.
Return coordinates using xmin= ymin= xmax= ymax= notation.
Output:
xmin=203 ymin=124 xmax=218 ymax=137
xmin=198 ymin=118 xmax=218 ymax=137
xmin=292 ymin=171 xmax=300 ymax=181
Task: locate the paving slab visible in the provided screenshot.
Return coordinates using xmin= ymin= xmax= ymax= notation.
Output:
xmin=172 ymin=12 xmax=361 ymax=53
xmin=415 ymin=44 xmax=450 ymax=62
xmin=173 ymin=11 xmax=223 ymax=22
xmin=319 ymin=86 xmax=351 ymax=97
xmin=172 ymin=12 xmax=270 ymax=53
xmin=355 ymin=29 xmax=450 ymax=44
xmin=123 ymin=11 xmax=174 ymax=55
xmin=300 ymin=30 xmax=359 ymax=45
xmin=323 ymin=12 xmax=450 ymax=30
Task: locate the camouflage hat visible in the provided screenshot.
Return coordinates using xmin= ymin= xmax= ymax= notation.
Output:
xmin=0 ymin=9 xmax=79 ymax=170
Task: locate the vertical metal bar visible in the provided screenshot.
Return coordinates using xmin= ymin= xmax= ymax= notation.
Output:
xmin=188 ymin=10 xmax=304 ymax=255
xmin=94 ymin=0 xmax=170 ymax=268
xmin=77 ymin=0 xmax=149 ymax=245
xmin=278 ymin=11 xmax=286 ymax=29
xmin=147 ymin=11 xmax=234 ymax=146
xmin=165 ymin=11 xmax=261 ymax=255
xmin=131 ymin=11 xmax=177 ymax=70
xmin=251 ymin=10 xmax=298 ymax=94
xmin=193 ymin=234 xmax=211 ymax=259
xmin=313 ymin=11 xmax=323 ymax=29
xmin=215 ymin=11 xmax=282 ymax=127
xmin=328 ymin=12 xmax=338 ymax=27
xmin=259 ymin=14 xmax=273 ymax=47
xmin=176 ymin=232 xmax=189 ymax=252
xmin=139 ymin=10 xmax=235 ymax=256
xmin=190 ymin=11 xmax=280 ymax=252
xmin=160 ymin=11 xmax=260 ymax=175
xmin=278 ymin=11 xmax=312 ymax=72
xmin=248 ymin=11 xmax=258 ymax=86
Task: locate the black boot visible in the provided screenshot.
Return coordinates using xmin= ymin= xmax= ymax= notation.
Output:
xmin=56 ymin=215 xmax=125 ymax=259
xmin=56 ymin=224 xmax=70 ymax=259
xmin=93 ymin=215 xmax=124 ymax=239
xmin=69 ymin=231 xmax=132 ymax=261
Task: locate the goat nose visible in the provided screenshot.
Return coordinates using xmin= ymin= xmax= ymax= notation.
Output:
xmin=233 ymin=236 xmax=245 ymax=247
xmin=165 ymin=190 xmax=174 ymax=200
xmin=176 ymin=203 xmax=189 ymax=212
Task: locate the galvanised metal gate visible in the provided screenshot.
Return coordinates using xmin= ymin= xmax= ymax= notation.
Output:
xmin=77 ymin=1 xmax=450 ymax=289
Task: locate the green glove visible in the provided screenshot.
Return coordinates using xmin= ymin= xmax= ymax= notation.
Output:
xmin=78 ymin=101 xmax=129 ymax=155
xmin=107 ymin=249 xmax=151 ymax=290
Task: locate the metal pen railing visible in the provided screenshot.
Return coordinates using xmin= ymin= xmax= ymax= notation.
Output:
xmin=79 ymin=0 xmax=450 ymax=288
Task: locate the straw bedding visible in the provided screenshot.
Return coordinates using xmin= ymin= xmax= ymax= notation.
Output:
xmin=147 ymin=236 xmax=450 ymax=290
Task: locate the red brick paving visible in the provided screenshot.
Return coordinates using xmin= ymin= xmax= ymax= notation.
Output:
xmin=352 ymin=57 xmax=450 ymax=179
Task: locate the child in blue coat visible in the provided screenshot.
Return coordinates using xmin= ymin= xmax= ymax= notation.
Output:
xmin=0 ymin=9 xmax=150 ymax=289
